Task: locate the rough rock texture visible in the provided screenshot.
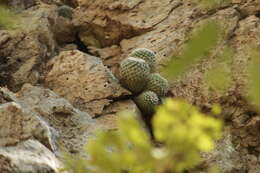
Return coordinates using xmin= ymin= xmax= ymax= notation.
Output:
xmin=0 ymin=3 xmax=75 ymax=91
xmin=7 ymin=0 xmax=38 ymax=11
xmin=0 ymin=0 xmax=259 ymax=172
xmin=95 ymin=100 xmax=141 ymax=130
xmin=0 ymin=139 xmax=64 ymax=173
xmin=201 ymin=129 xmax=245 ymax=172
xmin=45 ymin=50 xmax=130 ymax=116
xmin=15 ymin=84 xmax=95 ymax=154
xmin=0 ymin=84 xmax=96 ymax=172
xmin=0 ymin=101 xmax=55 ymax=151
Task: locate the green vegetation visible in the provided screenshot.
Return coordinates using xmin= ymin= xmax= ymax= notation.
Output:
xmin=120 ymin=57 xmax=151 ymax=93
xmin=163 ymin=22 xmax=222 ymax=78
xmin=134 ymin=90 xmax=160 ymax=115
xmin=0 ymin=6 xmax=16 ymax=29
xmin=130 ymin=48 xmax=157 ymax=72
xmin=247 ymin=50 xmax=260 ymax=108
xmin=205 ymin=47 xmax=233 ymax=93
xmin=63 ymin=99 xmax=222 ymax=173
xmin=192 ymin=0 xmax=231 ymax=8
xmin=119 ymin=49 xmax=170 ymax=116
xmin=146 ymin=73 xmax=169 ymax=97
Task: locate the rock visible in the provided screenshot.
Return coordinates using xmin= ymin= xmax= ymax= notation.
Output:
xmin=95 ymin=100 xmax=141 ymax=130
xmin=0 ymin=4 xmax=58 ymax=91
xmin=0 ymin=101 xmax=55 ymax=151
xmin=15 ymin=84 xmax=96 ymax=154
xmin=60 ymin=0 xmax=79 ymax=7
xmin=237 ymin=116 xmax=260 ymax=149
xmin=0 ymin=83 xmax=97 ymax=172
xmin=7 ymin=0 xmax=37 ymax=11
xmin=45 ymin=50 xmax=130 ymax=116
xmin=0 ymin=3 xmax=76 ymax=91
xmin=0 ymin=29 xmax=46 ymax=91
xmin=233 ymin=0 xmax=260 ymax=17
xmin=54 ymin=10 xmax=76 ymax=44
xmin=202 ymin=130 xmax=246 ymax=172
xmin=0 ymin=88 xmax=56 ymax=151
xmin=59 ymin=43 xmax=78 ymax=51
xmin=74 ymin=0 xmax=172 ymax=47
xmin=0 ymin=139 xmax=64 ymax=173
xmin=88 ymin=45 xmax=123 ymax=76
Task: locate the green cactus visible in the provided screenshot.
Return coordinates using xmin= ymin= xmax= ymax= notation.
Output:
xmin=130 ymin=48 xmax=156 ymax=72
xmin=57 ymin=5 xmax=73 ymax=19
xmin=146 ymin=73 xmax=169 ymax=97
xmin=134 ymin=91 xmax=159 ymax=114
xmin=120 ymin=57 xmax=150 ymax=93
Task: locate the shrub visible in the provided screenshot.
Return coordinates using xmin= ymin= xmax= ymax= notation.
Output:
xmin=63 ymin=99 xmax=222 ymax=173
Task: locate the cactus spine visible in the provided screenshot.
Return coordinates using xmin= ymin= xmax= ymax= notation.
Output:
xmin=130 ymin=48 xmax=156 ymax=72
xmin=119 ymin=57 xmax=150 ymax=93
xmin=146 ymin=73 xmax=169 ymax=97
xmin=134 ymin=91 xmax=159 ymax=114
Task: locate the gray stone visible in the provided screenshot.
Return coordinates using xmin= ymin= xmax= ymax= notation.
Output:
xmin=0 ymin=139 xmax=64 ymax=173
xmin=16 ymin=84 xmax=96 ymax=154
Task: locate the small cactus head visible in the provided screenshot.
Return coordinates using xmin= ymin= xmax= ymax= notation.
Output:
xmin=146 ymin=73 xmax=169 ymax=97
xmin=119 ymin=57 xmax=150 ymax=93
xmin=134 ymin=91 xmax=159 ymax=115
xmin=130 ymin=48 xmax=156 ymax=72
xmin=57 ymin=5 xmax=73 ymax=19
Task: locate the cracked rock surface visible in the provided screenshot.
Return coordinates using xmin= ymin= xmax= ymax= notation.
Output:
xmin=0 ymin=0 xmax=259 ymax=172
xmin=45 ymin=50 xmax=130 ymax=116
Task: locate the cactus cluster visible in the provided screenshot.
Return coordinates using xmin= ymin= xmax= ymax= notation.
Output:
xmin=119 ymin=48 xmax=169 ymax=115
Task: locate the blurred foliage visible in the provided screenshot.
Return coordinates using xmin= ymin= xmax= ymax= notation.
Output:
xmin=163 ymin=22 xmax=223 ymax=78
xmin=153 ymin=99 xmax=222 ymax=172
xmin=205 ymin=47 xmax=233 ymax=93
xmin=0 ymin=4 xmax=17 ymax=29
xmin=192 ymin=0 xmax=231 ymax=8
xmin=247 ymin=50 xmax=260 ymax=108
xmin=63 ymin=99 xmax=222 ymax=173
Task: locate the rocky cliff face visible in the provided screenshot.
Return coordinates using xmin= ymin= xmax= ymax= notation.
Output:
xmin=0 ymin=0 xmax=259 ymax=172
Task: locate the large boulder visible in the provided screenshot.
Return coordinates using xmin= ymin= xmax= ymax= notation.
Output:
xmin=0 ymin=83 xmax=96 ymax=157
xmin=15 ymin=84 xmax=96 ymax=154
xmin=0 ymin=88 xmax=55 ymax=151
xmin=45 ymin=50 xmax=130 ymax=117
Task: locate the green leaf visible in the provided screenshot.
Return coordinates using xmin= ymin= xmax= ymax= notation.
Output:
xmin=205 ymin=46 xmax=233 ymax=93
xmin=0 ymin=6 xmax=16 ymax=29
xmin=163 ymin=22 xmax=222 ymax=78
xmin=192 ymin=0 xmax=231 ymax=9
xmin=247 ymin=50 xmax=260 ymax=108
